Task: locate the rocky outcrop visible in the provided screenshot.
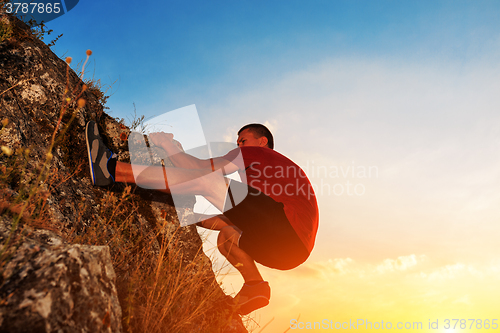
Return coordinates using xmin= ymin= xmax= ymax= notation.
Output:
xmin=0 ymin=14 xmax=246 ymax=333
xmin=0 ymin=217 xmax=122 ymax=332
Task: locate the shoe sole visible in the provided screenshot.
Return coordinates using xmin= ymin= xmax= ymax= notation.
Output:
xmin=237 ymin=296 xmax=270 ymax=315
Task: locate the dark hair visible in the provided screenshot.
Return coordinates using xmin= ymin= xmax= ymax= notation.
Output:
xmin=238 ymin=123 xmax=274 ymax=149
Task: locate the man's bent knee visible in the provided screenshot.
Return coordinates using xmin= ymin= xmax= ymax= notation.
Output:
xmin=197 ymin=214 xmax=233 ymax=230
xmin=217 ymin=225 xmax=242 ymax=251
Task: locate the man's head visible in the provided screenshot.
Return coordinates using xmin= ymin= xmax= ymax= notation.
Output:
xmin=237 ymin=123 xmax=274 ymax=149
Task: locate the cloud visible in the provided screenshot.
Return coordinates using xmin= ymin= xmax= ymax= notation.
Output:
xmin=222 ymin=125 xmax=238 ymax=143
xmin=291 ymin=258 xmax=354 ymax=279
xmin=262 ymin=120 xmax=277 ymax=134
xmin=291 ymin=255 xmax=496 ymax=285
xmin=290 ymin=255 xmax=425 ymax=279
xmin=453 ymin=295 xmax=472 ymax=306
xmin=375 ymin=254 xmax=423 ymax=274
xmin=424 ymin=262 xmax=484 ymax=281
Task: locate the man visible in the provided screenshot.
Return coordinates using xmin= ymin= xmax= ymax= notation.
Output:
xmin=86 ymin=121 xmax=319 ymax=315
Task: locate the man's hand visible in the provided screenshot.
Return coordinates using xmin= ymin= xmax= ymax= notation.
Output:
xmin=149 ymin=132 xmax=183 ymax=152
xmin=148 ymin=132 xmax=236 ymax=172
xmin=149 ymin=132 xmax=174 ymax=148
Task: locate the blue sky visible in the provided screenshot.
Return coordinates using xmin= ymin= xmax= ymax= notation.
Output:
xmin=44 ymin=2 xmax=500 ymax=330
xmin=48 ymin=0 xmax=500 ymax=128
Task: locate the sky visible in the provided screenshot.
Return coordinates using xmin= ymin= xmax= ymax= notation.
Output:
xmin=43 ymin=1 xmax=500 ymax=331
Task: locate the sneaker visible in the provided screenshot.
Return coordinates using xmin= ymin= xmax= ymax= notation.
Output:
xmin=234 ymin=281 xmax=270 ymax=315
xmin=85 ymin=121 xmax=116 ymax=186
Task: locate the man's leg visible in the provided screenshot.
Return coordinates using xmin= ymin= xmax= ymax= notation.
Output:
xmin=87 ymin=121 xmax=228 ymax=211
xmin=115 ymin=161 xmax=229 ymax=212
xmin=198 ymin=215 xmax=269 ymax=315
xmin=197 ymin=215 xmax=263 ymax=283
xmin=217 ymin=225 xmax=264 ymax=283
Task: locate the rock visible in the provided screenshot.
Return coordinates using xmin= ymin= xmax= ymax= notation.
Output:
xmin=0 ymin=217 xmax=122 ymax=333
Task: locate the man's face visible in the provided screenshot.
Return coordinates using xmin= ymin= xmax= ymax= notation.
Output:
xmin=237 ymin=129 xmax=267 ymax=147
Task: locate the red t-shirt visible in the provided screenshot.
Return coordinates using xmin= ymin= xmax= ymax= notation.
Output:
xmin=222 ymin=146 xmax=319 ymax=253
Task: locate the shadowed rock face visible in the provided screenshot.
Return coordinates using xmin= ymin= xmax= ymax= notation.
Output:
xmin=0 ymin=14 xmax=246 ymax=333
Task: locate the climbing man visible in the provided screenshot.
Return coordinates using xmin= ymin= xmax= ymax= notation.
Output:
xmin=86 ymin=121 xmax=319 ymax=315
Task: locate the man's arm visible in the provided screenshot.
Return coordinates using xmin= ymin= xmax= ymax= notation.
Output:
xmin=148 ymin=132 xmax=239 ymax=173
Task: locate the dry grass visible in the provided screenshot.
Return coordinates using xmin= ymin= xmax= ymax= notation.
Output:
xmin=69 ymin=185 xmax=240 ymax=332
